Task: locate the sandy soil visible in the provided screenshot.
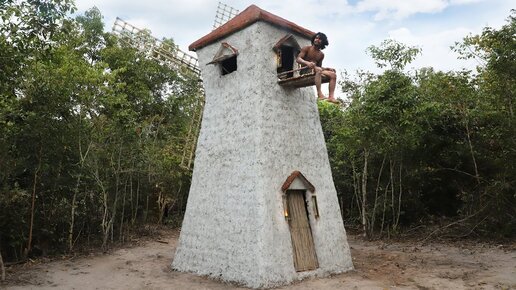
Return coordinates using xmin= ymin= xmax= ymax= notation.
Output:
xmin=2 ymin=228 xmax=515 ymax=290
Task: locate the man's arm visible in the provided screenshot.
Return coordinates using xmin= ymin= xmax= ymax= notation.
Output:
xmin=318 ymin=54 xmax=336 ymax=72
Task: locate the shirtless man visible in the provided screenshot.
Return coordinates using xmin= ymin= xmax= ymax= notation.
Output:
xmin=296 ymin=32 xmax=338 ymax=103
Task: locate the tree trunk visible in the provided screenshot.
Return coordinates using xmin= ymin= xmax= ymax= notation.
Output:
xmin=102 ymin=145 xmax=122 ymax=249
xmin=157 ymin=191 xmax=165 ymax=224
xmin=27 ymin=145 xmax=43 ymax=256
xmin=129 ymin=171 xmax=134 ymax=224
xmin=361 ymin=149 xmax=369 ymax=238
xmin=119 ymin=176 xmax=128 ymax=242
xmin=144 ymin=164 xmax=151 ymax=223
xmin=380 ymin=178 xmax=390 ymax=236
xmin=0 ymin=249 xmax=5 ymax=281
xmin=69 ymin=186 xmax=78 ymax=253
xmin=351 ymin=161 xmax=362 ymax=221
xmin=508 ymin=95 xmax=513 ymax=118
xmin=100 ymin=180 xmax=109 ymax=249
xmin=132 ymin=175 xmax=140 ymax=225
xmin=464 ymin=121 xmax=481 ymax=185
xmin=92 ymin=156 xmax=110 ymax=250
xmin=69 ymin=140 xmax=92 ymax=252
xmin=390 ymin=160 xmax=395 ymax=230
xmin=394 ymin=160 xmax=403 ymax=230
xmin=371 ymin=155 xmax=386 ymax=237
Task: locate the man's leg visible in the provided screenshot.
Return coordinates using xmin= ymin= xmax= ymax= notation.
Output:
xmin=314 ymin=67 xmax=325 ymax=99
xmin=322 ymin=69 xmax=337 ymax=102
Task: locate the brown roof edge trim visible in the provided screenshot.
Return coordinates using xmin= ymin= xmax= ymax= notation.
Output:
xmin=189 ymin=5 xmax=314 ymax=51
xmin=281 ymin=170 xmax=316 ymax=192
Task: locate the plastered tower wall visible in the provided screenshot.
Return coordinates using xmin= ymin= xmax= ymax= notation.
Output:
xmin=172 ymin=21 xmax=353 ymax=288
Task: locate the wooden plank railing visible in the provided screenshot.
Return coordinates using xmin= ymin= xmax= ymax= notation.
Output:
xmin=277 ymin=67 xmax=330 ymax=88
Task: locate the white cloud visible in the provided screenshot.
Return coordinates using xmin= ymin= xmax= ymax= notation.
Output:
xmin=449 ymin=0 xmax=483 ymax=4
xmin=354 ymin=0 xmax=486 ymax=20
xmin=355 ymin=0 xmax=447 ymax=20
xmin=387 ymin=26 xmax=478 ymax=71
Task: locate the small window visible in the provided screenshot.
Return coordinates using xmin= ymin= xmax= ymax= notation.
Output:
xmin=207 ymin=42 xmax=238 ymax=76
xmin=311 ymin=195 xmax=320 ymax=218
xmin=273 ymin=34 xmax=301 ymax=80
xmin=221 ymin=55 xmax=237 ymax=75
xmin=277 ymin=46 xmax=295 ymax=78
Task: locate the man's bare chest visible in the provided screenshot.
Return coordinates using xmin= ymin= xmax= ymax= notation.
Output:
xmin=305 ymin=47 xmax=323 ymax=62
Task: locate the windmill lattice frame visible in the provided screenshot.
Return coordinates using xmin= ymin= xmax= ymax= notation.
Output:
xmin=112 ymin=17 xmax=201 ymax=76
xmin=213 ymin=2 xmax=239 ymax=30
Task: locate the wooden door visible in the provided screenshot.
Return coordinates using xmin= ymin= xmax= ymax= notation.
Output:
xmin=287 ymin=190 xmax=318 ymax=271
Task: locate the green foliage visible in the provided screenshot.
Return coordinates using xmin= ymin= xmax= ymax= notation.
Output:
xmin=453 ymin=10 xmax=515 ymax=117
xmin=0 ymin=3 xmax=200 ymax=260
xmin=326 ymin=19 xmax=515 ymax=239
xmin=367 ymin=39 xmax=421 ymax=71
xmin=0 ymin=0 xmax=76 ymax=52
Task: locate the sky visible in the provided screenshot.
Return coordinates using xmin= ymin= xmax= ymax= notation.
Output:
xmin=74 ymin=0 xmax=514 ymax=75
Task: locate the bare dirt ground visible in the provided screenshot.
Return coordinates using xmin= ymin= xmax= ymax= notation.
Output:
xmin=2 ymin=228 xmax=515 ymax=290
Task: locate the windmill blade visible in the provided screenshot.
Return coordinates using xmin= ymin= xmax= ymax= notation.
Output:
xmin=111 ymin=18 xmax=204 ymax=170
xmin=112 ymin=17 xmax=201 ymax=76
xmin=213 ymin=2 xmax=239 ymax=30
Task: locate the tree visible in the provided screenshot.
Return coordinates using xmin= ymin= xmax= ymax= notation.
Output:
xmin=454 ymin=10 xmax=515 ymax=117
xmin=0 ymin=3 xmax=201 ymax=261
xmin=327 ymin=18 xmax=515 ymax=239
xmin=329 ymin=40 xmax=424 ymax=238
xmin=451 ymin=10 xmax=516 ymax=236
xmin=367 ymin=39 xmax=421 ymax=71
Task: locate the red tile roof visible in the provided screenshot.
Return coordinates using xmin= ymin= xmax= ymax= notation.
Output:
xmin=189 ymin=5 xmax=315 ymax=51
xmin=281 ymin=171 xmax=316 ymax=192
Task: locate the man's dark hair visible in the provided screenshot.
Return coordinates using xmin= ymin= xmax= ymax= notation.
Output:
xmin=311 ymin=32 xmax=329 ymax=49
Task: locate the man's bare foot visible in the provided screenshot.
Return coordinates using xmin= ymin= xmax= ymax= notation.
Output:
xmin=327 ymin=98 xmax=340 ymax=104
xmin=317 ymin=93 xmax=326 ymax=100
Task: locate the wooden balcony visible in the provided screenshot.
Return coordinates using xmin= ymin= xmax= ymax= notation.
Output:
xmin=277 ymin=67 xmax=330 ymax=88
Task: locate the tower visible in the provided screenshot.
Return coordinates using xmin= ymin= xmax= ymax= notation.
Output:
xmin=172 ymin=5 xmax=353 ymax=288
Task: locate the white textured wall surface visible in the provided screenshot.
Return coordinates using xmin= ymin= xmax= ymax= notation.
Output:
xmin=172 ymin=22 xmax=353 ymax=288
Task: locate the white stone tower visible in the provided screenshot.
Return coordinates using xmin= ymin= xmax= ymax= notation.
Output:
xmin=172 ymin=5 xmax=353 ymax=288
